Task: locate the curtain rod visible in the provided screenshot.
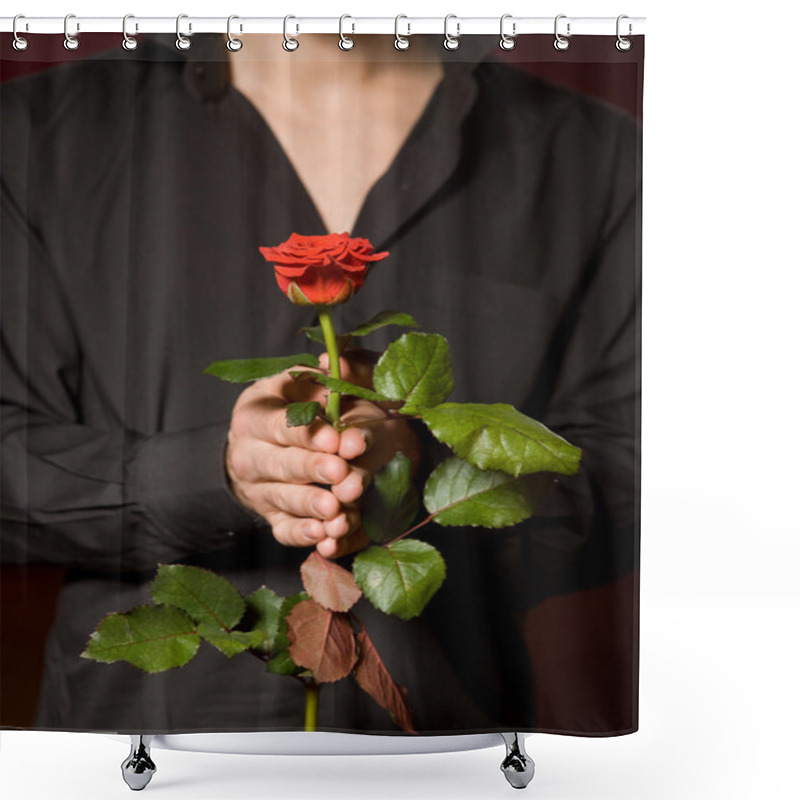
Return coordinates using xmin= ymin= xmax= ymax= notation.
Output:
xmin=1 ymin=16 xmax=646 ymax=37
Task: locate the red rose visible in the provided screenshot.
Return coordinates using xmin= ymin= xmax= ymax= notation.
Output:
xmin=260 ymin=232 xmax=389 ymax=307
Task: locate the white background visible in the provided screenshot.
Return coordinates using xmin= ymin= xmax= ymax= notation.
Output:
xmin=2 ymin=0 xmax=799 ymax=798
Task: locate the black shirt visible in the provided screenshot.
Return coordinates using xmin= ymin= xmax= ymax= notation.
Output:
xmin=1 ymin=35 xmax=641 ymax=733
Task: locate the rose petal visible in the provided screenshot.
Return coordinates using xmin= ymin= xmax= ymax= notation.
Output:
xmin=261 ymin=233 xmax=387 ymax=306
xmin=273 ymin=263 xmax=313 ymax=277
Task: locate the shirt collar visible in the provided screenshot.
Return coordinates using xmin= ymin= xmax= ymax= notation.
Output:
xmin=138 ymin=33 xmax=495 ymax=251
xmin=141 ymin=33 xmax=496 ymax=104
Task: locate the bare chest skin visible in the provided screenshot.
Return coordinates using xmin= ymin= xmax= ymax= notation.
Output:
xmin=229 ymin=56 xmax=444 ymax=234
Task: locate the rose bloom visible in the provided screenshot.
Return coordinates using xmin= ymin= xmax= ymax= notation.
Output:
xmin=260 ymin=232 xmax=389 ymax=307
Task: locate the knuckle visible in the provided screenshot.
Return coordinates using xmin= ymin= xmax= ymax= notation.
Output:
xmin=309 ymin=453 xmax=331 ymax=479
xmin=269 ymin=518 xmax=291 ymax=546
xmin=274 ymin=484 xmax=301 ymax=516
xmin=265 ymin=412 xmax=287 ymax=446
xmin=253 ymin=375 xmax=281 ymax=395
xmin=229 ymin=410 xmax=251 ymax=440
xmin=227 ymin=447 xmax=251 ymax=481
xmin=267 ymin=457 xmax=284 ymax=484
xmin=310 ymin=488 xmax=335 ymax=518
xmin=272 ymin=453 xmax=293 ymax=484
xmin=236 ymin=484 xmax=258 ymax=512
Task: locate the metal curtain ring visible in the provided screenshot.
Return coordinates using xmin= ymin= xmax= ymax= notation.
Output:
xmin=394 ymin=15 xmax=410 ymax=50
xmin=63 ymin=13 xmax=79 ymax=51
xmin=339 ymin=14 xmax=355 ymax=50
xmin=176 ymin=14 xmax=191 ymax=50
xmin=227 ymin=15 xmax=243 ymax=51
xmin=122 ymin=15 xmax=138 ymax=51
xmin=443 ymin=14 xmax=460 ymax=51
xmin=12 ymin=14 xmax=29 ymax=51
xmin=616 ymin=15 xmax=632 ymax=51
xmin=554 ymin=14 xmax=570 ymax=51
xmin=283 ymin=15 xmax=299 ymax=51
xmin=499 ymin=14 xmax=516 ymax=50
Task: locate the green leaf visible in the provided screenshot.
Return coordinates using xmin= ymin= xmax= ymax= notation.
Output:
xmin=362 ymin=451 xmax=419 ymax=543
xmin=204 ymin=354 xmax=319 ymax=383
xmin=419 ymin=402 xmax=582 ymax=478
xmin=289 ymin=371 xmax=389 ymax=403
xmin=244 ymin=586 xmax=285 ymax=653
xmin=347 ymin=310 xmax=419 ymax=338
xmin=300 ymin=325 xmax=353 ymax=353
xmin=266 ymin=649 xmax=301 ymax=676
xmin=286 ymin=401 xmax=323 ymax=428
xmin=352 ymin=540 xmax=446 ymax=621
xmin=197 ymin=624 xmax=265 ymax=658
xmin=299 ymin=326 xmax=327 ymax=345
xmin=423 ymin=456 xmax=535 ymax=528
xmin=373 ymin=332 xmax=454 ymax=413
xmin=299 ymin=327 xmax=353 ymax=352
xmin=302 ymin=311 xmax=418 ymax=345
xmin=81 ymin=605 xmax=200 ymax=673
xmin=151 ymin=564 xmax=245 ymax=631
xmin=266 ymin=592 xmax=308 ymax=676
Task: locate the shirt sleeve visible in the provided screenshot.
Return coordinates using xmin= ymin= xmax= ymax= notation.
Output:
xmin=1 ymin=174 xmax=262 ymax=574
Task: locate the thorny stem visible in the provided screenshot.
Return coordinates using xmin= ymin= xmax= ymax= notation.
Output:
xmin=246 ymin=649 xmax=319 ymax=730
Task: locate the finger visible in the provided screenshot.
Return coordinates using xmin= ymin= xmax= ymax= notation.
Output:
xmin=330 ymin=464 xmax=370 ymax=504
xmin=348 ymin=440 xmax=397 ymax=481
xmin=316 ymin=527 xmax=371 ymax=559
xmin=338 ymin=425 xmax=371 ymax=461
xmin=268 ymin=511 xmax=326 ymax=548
xmin=250 ymin=442 xmax=350 ymax=486
xmin=338 ymin=399 xmax=389 ymax=460
xmin=321 ymin=505 xmax=361 ymax=540
xmin=319 ymin=350 xmax=377 ymax=387
xmin=261 ymin=482 xmax=340 ymax=521
xmin=344 ymin=414 xmax=421 ymax=474
xmin=248 ymin=369 xmax=328 ymax=405
xmin=245 ymin=402 xmax=340 ymax=453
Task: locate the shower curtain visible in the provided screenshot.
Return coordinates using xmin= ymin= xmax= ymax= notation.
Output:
xmin=0 ymin=27 xmax=643 ymax=738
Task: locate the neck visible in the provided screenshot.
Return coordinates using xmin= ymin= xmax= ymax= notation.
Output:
xmin=228 ymin=34 xmax=441 ymax=93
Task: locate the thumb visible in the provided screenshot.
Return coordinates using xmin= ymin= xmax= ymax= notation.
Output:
xmin=318 ymin=351 xmax=374 ymax=387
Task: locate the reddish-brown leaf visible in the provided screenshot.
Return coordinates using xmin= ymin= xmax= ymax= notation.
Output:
xmin=286 ymin=599 xmax=357 ymax=683
xmin=300 ymin=551 xmax=363 ymax=612
xmin=353 ymin=630 xmax=416 ymax=733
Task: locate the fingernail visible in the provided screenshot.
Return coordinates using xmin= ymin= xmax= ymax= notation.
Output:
xmin=311 ymin=429 xmax=334 ymax=450
xmin=329 ymin=513 xmax=348 ymax=537
xmin=303 ymin=522 xmax=322 ymax=542
xmin=319 ymin=463 xmax=339 ymax=483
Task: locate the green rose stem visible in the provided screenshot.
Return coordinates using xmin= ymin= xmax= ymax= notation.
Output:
xmin=247 ymin=650 xmax=319 ymax=731
xmin=304 ymin=679 xmax=320 ymax=732
xmin=317 ymin=306 xmax=341 ymax=429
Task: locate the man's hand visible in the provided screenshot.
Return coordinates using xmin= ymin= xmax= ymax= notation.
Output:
xmin=226 ymin=355 xmax=419 ymax=558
